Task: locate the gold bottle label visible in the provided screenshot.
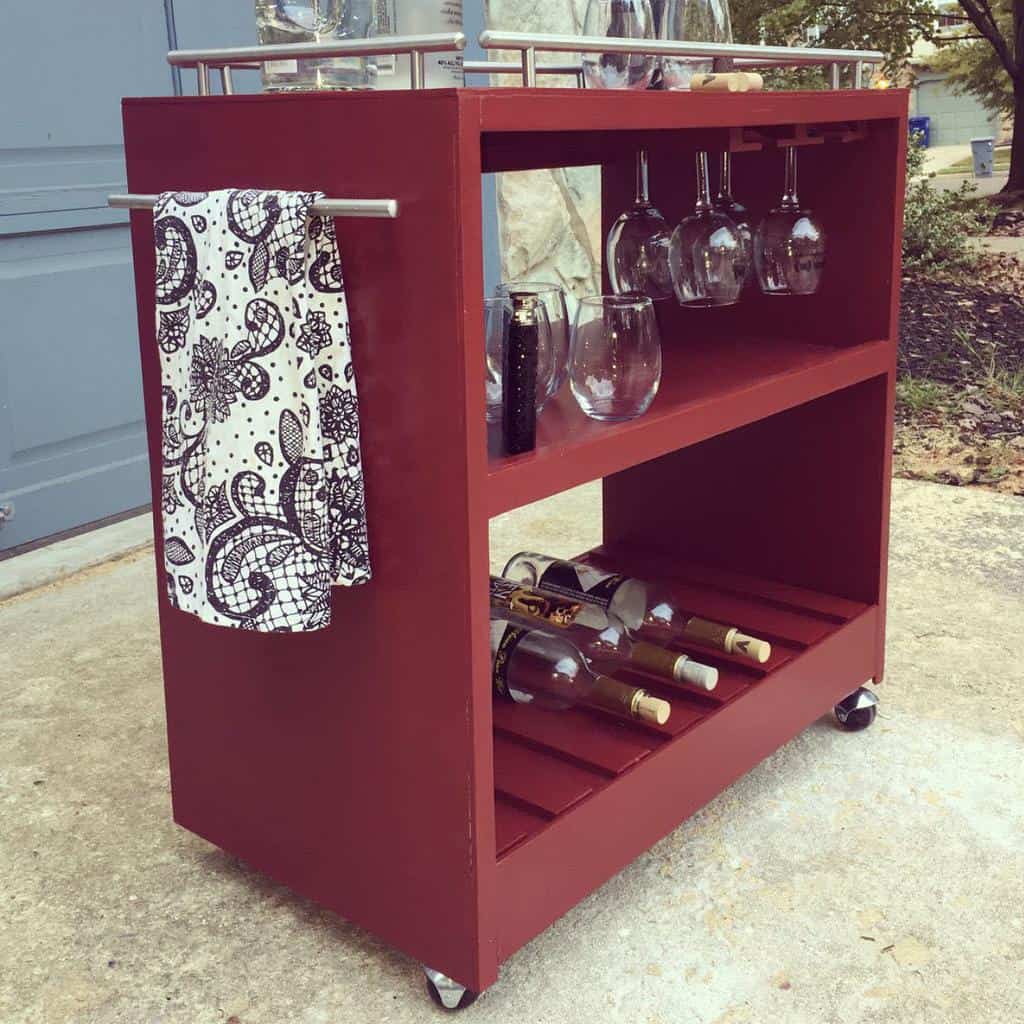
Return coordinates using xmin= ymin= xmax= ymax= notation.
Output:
xmin=490 ymin=577 xmax=585 ymax=629
xmin=491 ymin=623 xmax=528 ymax=701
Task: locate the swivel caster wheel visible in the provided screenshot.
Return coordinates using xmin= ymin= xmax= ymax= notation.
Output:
xmin=423 ymin=966 xmax=479 ymax=1012
xmin=834 ymin=687 xmax=878 ymax=732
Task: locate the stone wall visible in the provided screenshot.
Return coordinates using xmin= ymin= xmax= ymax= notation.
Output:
xmin=485 ymin=1 xmax=602 ymax=306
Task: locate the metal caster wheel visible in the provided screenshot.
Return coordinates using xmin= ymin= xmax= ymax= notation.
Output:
xmin=834 ymin=687 xmax=878 ymax=732
xmin=424 ymin=967 xmax=479 ymax=1012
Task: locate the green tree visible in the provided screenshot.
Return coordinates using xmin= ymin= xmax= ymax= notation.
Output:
xmin=929 ymin=18 xmax=1014 ymax=117
xmin=731 ymin=1 xmax=1024 ymax=196
xmin=730 ymin=0 xmax=938 ymax=77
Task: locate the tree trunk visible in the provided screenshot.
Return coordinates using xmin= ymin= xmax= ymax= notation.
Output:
xmin=1005 ymin=80 xmax=1024 ymax=194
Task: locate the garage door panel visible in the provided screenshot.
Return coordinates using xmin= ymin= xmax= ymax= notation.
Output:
xmin=2 ymin=233 xmax=143 ymax=457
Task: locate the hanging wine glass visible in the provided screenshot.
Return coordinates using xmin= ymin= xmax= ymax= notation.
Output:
xmin=669 ymin=151 xmax=744 ymax=307
xmin=606 ymin=149 xmax=673 ymax=301
xmin=494 ymin=282 xmax=570 ymax=396
xmin=581 ymin=0 xmax=657 ymax=91
xmin=659 ymin=0 xmax=733 ymax=90
xmin=754 ymin=147 xmax=826 ymax=296
xmin=712 ymin=152 xmax=752 ymax=287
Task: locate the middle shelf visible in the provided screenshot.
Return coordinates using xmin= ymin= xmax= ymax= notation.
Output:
xmin=487 ymin=335 xmax=891 ymax=517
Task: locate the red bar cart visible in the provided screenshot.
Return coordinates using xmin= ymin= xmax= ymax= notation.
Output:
xmin=120 ymin=81 xmax=906 ymax=1006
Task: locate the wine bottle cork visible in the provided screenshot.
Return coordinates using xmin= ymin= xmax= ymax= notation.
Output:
xmin=730 ymin=631 xmax=771 ymax=664
xmin=634 ymin=694 xmax=671 ymax=726
xmin=674 ymin=656 xmax=719 ymax=692
xmin=591 ymin=677 xmax=671 ymax=725
xmin=683 ymin=616 xmax=772 ymax=665
xmin=690 ymin=72 xmax=764 ymax=93
xmin=630 ymin=641 xmax=719 ymax=691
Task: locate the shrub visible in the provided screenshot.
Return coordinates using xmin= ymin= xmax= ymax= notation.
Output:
xmin=902 ymin=135 xmax=981 ymax=274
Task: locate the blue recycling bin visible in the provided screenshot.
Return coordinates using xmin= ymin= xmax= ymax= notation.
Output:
xmin=909 ymin=116 xmax=931 ymax=148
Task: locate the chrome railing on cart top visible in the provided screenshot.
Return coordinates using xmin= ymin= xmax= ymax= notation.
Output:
xmin=168 ymin=32 xmax=468 ymax=94
xmin=166 ymin=30 xmax=883 ymax=96
xmin=477 ymin=30 xmax=883 ymax=89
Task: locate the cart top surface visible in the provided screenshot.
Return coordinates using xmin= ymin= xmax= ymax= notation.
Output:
xmin=122 ymin=86 xmax=909 ymax=135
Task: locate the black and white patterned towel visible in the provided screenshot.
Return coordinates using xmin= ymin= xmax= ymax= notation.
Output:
xmin=154 ymin=189 xmax=371 ymax=633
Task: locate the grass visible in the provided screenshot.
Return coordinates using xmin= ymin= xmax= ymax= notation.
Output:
xmin=895 ymin=377 xmax=952 ymax=415
xmin=936 ymin=147 xmax=1011 ymax=175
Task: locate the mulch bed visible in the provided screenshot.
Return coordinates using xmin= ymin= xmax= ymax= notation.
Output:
xmin=990 ymin=209 xmax=1024 ymax=237
xmin=899 ymin=265 xmax=1024 ymax=444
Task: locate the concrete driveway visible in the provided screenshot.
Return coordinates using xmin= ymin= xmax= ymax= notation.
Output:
xmin=2 ymin=479 xmax=1022 ymax=1023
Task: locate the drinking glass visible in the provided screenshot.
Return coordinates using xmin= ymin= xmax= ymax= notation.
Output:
xmin=581 ymin=0 xmax=658 ymax=91
xmin=607 ymin=149 xmax=673 ymax=301
xmin=659 ymin=0 xmax=733 ymax=90
xmin=570 ymin=295 xmax=662 ymax=422
xmin=754 ymin=148 xmax=826 ymax=295
xmin=484 ymin=297 xmax=556 ymax=424
xmin=669 ymin=151 xmax=744 ymax=307
xmin=494 ymin=282 xmax=570 ymax=395
xmin=712 ymin=151 xmax=752 ymax=287
xmin=255 ymin=0 xmax=376 ymax=91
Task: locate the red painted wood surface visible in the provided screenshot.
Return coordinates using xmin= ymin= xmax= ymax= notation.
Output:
xmin=488 ymin=336 xmax=890 ymax=516
xmin=123 ymin=91 xmax=498 ymax=990
xmin=120 ymin=87 xmax=904 ymax=995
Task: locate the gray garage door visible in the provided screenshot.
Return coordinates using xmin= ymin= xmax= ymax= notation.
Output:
xmin=915 ymin=73 xmax=1001 ymax=147
xmin=0 ymin=2 xmax=258 ymax=553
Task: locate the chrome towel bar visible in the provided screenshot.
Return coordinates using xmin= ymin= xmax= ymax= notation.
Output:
xmin=107 ymin=194 xmax=400 ymax=219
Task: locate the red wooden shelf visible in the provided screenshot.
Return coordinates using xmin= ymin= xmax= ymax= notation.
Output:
xmin=488 ymin=335 xmax=891 ymax=516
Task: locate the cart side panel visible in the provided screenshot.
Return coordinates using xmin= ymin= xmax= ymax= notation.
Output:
xmin=123 ymin=91 xmax=496 ymax=990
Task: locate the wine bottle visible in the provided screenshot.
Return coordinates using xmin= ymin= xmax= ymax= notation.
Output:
xmin=371 ymin=0 xmax=464 ymax=90
xmin=502 ymin=293 xmax=540 ymax=455
xmin=489 ymin=576 xmax=718 ymax=691
xmin=491 ymin=620 xmax=671 ymax=725
xmin=502 ymin=552 xmax=772 ymax=665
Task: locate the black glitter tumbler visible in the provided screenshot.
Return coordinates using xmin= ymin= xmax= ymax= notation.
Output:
xmin=502 ymin=292 xmax=540 ymax=455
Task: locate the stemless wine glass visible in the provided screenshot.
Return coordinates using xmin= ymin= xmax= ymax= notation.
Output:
xmin=712 ymin=151 xmax=753 ymax=286
xmin=669 ymin=151 xmax=744 ymax=307
xmin=754 ymin=147 xmax=827 ymax=296
xmin=484 ymin=296 xmax=556 ymax=424
xmin=659 ymin=0 xmax=733 ymax=90
xmin=581 ymin=0 xmax=657 ymax=90
xmin=570 ymin=295 xmax=662 ymax=422
xmin=607 ymin=149 xmax=674 ymax=300
xmin=494 ymin=282 xmax=570 ymax=395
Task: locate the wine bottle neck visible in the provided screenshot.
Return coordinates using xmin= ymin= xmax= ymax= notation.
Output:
xmin=590 ymin=675 xmax=643 ymax=715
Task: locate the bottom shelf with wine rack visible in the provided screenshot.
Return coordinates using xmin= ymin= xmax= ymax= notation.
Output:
xmin=490 ymin=546 xmax=878 ymax=960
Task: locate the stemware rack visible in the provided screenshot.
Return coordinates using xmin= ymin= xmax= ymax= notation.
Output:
xmin=119 ymin=63 xmax=906 ymax=1007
